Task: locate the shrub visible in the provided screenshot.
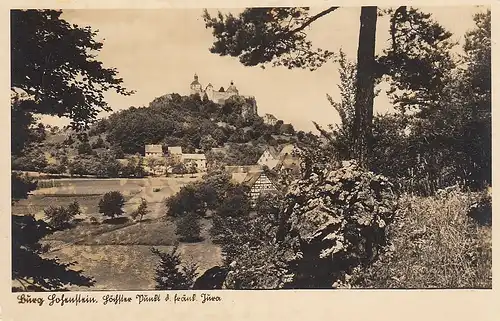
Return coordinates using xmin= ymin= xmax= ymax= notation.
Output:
xmin=89 ymin=217 xmax=99 ymax=225
xmin=130 ymin=197 xmax=149 ymax=222
xmin=67 ymin=201 xmax=81 ymax=217
xmin=44 ymin=164 xmax=61 ymax=174
xmin=98 ymin=191 xmax=125 ymax=219
xmin=279 ymin=160 xmax=398 ymax=288
xmin=171 ymin=163 xmax=187 ymax=175
xmin=220 ymin=212 xmax=292 ymax=289
xmin=176 ymin=212 xmax=202 ymax=242
xmin=44 ymin=202 xmax=79 ymax=230
xmin=152 ymin=245 xmax=198 ymax=290
xmin=77 ymin=141 xmax=93 ymax=155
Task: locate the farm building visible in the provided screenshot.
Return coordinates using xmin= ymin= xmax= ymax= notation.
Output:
xmin=257 ymin=146 xmax=280 ymax=169
xmin=181 ymin=153 xmax=207 ymax=172
xmin=228 ymin=167 xmax=278 ymax=206
xmin=145 ymin=144 xmax=163 ymax=157
xmin=243 ymin=171 xmax=279 ymax=206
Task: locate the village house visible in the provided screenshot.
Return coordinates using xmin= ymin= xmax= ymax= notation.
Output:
xmin=166 ymin=146 xmax=183 ymax=163
xmin=225 ymin=165 xmax=263 ymax=184
xmin=257 ymin=146 xmax=280 ymax=169
xmin=181 ymin=153 xmax=207 ymax=172
xmin=144 ymin=144 xmax=163 ymax=157
xmin=263 ymin=113 xmax=278 ymax=126
xmin=275 ymin=144 xmax=301 ymax=174
xmin=227 ymin=166 xmax=278 ymax=206
xmin=244 ymin=171 xmax=279 ymax=205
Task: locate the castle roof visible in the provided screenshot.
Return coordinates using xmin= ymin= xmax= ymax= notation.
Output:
xmin=190 ymin=74 xmax=201 ymax=86
xmin=226 ymin=81 xmax=239 ymax=93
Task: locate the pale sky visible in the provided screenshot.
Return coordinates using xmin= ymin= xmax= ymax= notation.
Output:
xmin=40 ymin=6 xmax=485 ymax=132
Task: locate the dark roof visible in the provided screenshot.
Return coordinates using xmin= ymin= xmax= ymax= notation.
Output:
xmin=242 ymin=172 xmax=262 ymax=186
xmin=267 ymin=146 xmax=279 ymax=158
xmin=226 ymin=81 xmax=239 ymax=93
xmin=224 ymin=165 xmax=263 ymax=174
xmin=191 ymin=74 xmax=201 ymax=86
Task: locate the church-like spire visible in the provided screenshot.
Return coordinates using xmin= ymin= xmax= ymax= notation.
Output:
xmin=227 ymin=80 xmax=238 ymax=94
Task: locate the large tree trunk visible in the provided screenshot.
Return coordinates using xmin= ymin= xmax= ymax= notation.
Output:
xmin=353 ymin=6 xmax=378 ymax=168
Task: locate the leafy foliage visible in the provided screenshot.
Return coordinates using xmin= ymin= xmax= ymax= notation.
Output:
xmin=44 ymin=201 xmax=81 ymax=230
xmin=379 ymin=7 xmax=457 ymax=114
xmin=176 ymin=212 xmax=202 ymax=242
xmin=203 ymin=8 xmax=337 ymax=70
xmin=12 ymin=150 xmax=48 ymax=172
xmin=152 ymin=246 xmax=198 ymax=290
xmin=279 ymin=161 xmax=398 ymax=288
xmin=130 ymin=197 xmax=149 ymax=222
xmin=220 ymin=192 xmax=291 ymax=289
xmin=98 ymin=191 xmax=125 ymax=219
xmin=372 ymin=9 xmax=490 ymax=194
xmin=11 ymin=9 xmax=133 ymax=129
xmin=12 ymin=214 xmax=95 ymax=291
xmin=166 ymin=170 xmax=233 ymax=217
xmin=104 ymin=92 xmax=288 ymax=155
xmin=11 ymin=172 xmax=38 ymax=203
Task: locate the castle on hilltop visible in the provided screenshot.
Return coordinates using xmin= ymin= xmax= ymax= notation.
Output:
xmin=190 ymin=74 xmax=258 ymax=117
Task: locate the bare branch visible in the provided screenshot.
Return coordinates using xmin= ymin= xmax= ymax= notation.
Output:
xmin=286 ymin=7 xmax=340 ymax=36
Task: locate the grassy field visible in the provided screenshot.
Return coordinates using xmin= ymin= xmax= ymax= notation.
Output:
xmin=350 ymin=189 xmax=492 ymax=288
xmin=13 ymin=176 xmax=222 ymax=291
xmin=44 ymin=243 xmax=222 ymax=291
xmin=41 ymin=218 xmax=220 ymax=291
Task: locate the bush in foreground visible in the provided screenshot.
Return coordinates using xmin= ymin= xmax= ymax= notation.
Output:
xmin=279 ymin=160 xmax=398 ymax=288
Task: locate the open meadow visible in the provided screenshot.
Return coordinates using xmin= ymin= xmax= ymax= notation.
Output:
xmin=12 ymin=176 xmax=223 ymax=291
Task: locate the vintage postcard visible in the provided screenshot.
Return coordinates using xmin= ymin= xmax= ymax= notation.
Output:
xmin=1 ymin=0 xmax=497 ymax=320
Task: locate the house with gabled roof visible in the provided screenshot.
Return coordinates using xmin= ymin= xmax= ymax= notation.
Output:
xmin=275 ymin=144 xmax=301 ymax=175
xmin=145 ymin=144 xmax=163 ymax=157
xmin=257 ymin=146 xmax=280 ymax=169
xmin=167 ymin=146 xmax=183 ymax=155
xmin=244 ymin=171 xmax=279 ymax=206
xmin=228 ymin=167 xmax=279 ymax=206
xmin=181 ymin=153 xmax=207 ymax=172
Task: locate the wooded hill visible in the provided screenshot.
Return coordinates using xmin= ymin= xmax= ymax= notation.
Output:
xmin=90 ymin=93 xmax=298 ymax=155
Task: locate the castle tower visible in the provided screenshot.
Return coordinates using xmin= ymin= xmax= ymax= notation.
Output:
xmin=205 ymin=83 xmax=214 ymax=101
xmin=190 ymin=73 xmax=203 ymax=95
xmin=226 ymin=80 xmax=239 ymax=95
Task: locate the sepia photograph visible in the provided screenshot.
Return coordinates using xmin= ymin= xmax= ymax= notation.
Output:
xmin=10 ymin=5 xmax=492 ymax=292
